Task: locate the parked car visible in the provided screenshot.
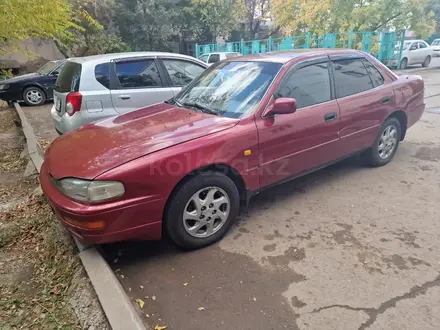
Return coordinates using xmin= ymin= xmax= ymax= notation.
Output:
xmin=393 ymin=40 xmax=433 ymax=69
xmin=198 ymin=52 xmax=241 ymax=65
xmin=0 ymin=60 xmax=66 ymax=106
xmin=52 ymin=52 xmax=208 ymax=134
xmin=431 ymin=39 xmax=440 ymax=57
xmin=41 ymin=49 xmax=424 ymax=249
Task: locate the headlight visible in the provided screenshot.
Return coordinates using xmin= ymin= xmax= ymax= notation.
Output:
xmin=55 ymin=178 xmax=125 ymax=203
xmin=0 ymin=84 xmax=10 ymax=90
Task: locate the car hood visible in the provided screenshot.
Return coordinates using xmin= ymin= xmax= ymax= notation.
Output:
xmin=1 ymin=73 xmax=42 ymax=84
xmin=45 ymin=103 xmax=239 ymax=180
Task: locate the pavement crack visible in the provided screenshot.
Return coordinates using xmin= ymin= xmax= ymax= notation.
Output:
xmin=306 ymin=274 xmax=440 ymax=330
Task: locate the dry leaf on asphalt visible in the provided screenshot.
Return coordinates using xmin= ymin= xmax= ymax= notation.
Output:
xmin=198 ymin=307 xmax=205 ymax=311
xmin=183 ymin=282 xmax=188 ymax=286
xmin=152 ymin=295 xmax=157 ymax=301
xmin=155 ymin=325 xmax=167 ymax=330
xmin=135 ymin=298 xmax=145 ymax=309
xmin=140 ymin=285 xmax=144 ymax=289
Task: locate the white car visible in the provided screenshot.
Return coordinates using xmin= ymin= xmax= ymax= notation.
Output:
xmin=431 ymin=39 xmax=440 ymax=57
xmin=395 ymin=40 xmax=433 ymax=69
xmin=197 ymin=52 xmax=241 ymax=66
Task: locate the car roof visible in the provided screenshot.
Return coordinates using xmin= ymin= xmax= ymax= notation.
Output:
xmin=225 ymin=49 xmax=368 ymax=64
xmin=67 ymin=52 xmax=204 ymax=65
xmin=201 ymin=52 xmax=239 ymax=55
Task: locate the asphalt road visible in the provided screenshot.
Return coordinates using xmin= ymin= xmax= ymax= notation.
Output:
xmin=21 ymin=67 xmax=440 ymax=330
xmin=101 ymin=69 xmax=440 ymax=330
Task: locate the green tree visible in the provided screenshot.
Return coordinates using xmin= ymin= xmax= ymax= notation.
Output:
xmin=114 ymin=0 xmax=178 ymax=51
xmin=272 ymin=0 xmax=436 ymax=37
xmin=0 ymin=0 xmax=78 ymax=52
xmin=188 ymin=0 xmax=245 ymax=42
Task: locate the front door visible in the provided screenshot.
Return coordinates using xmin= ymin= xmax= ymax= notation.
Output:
xmin=256 ymin=59 xmax=342 ymax=187
xmin=331 ymin=56 xmax=395 ymax=153
xmin=159 ymin=58 xmax=206 ymax=97
xmin=110 ymin=58 xmax=174 ymax=114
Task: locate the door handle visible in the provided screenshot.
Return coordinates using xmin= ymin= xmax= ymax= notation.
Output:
xmin=381 ymin=96 xmax=391 ymax=104
xmin=324 ymin=112 xmax=338 ymax=122
xmin=118 ymin=95 xmax=131 ymax=100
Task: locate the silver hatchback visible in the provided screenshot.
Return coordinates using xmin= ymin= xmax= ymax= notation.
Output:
xmin=51 ymin=52 xmax=208 ymax=134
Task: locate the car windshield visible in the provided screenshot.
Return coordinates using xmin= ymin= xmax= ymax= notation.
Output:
xmin=432 ymin=40 xmax=440 ymax=46
xmin=37 ymin=61 xmax=59 ymax=75
xmin=173 ymin=61 xmax=282 ymax=118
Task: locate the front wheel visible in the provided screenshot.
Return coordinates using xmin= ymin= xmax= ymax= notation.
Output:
xmin=23 ymin=86 xmax=46 ymax=106
xmin=164 ymin=172 xmax=240 ymax=249
xmin=362 ymin=117 xmax=401 ymax=167
xmin=422 ymin=56 xmax=431 ymax=67
xmin=399 ymin=58 xmax=408 ymax=70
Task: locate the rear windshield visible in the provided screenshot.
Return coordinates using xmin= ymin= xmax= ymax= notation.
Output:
xmin=54 ymin=61 xmax=82 ymax=93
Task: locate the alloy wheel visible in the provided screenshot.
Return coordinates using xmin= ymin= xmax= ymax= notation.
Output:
xmin=25 ymin=89 xmax=43 ymax=105
xmin=378 ymin=125 xmax=398 ymax=160
xmin=182 ymin=186 xmax=230 ymax=238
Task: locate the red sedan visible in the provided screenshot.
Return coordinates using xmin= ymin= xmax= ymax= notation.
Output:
xmin=40 ymin=49 xmax=425 ymax=249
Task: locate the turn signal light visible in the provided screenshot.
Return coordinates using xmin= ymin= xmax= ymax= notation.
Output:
xmin=64 ymin=217 xmax=105 ymax=230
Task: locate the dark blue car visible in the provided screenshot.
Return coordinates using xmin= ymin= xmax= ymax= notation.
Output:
xmin=0 ymin=60 xmax=66 ymax=106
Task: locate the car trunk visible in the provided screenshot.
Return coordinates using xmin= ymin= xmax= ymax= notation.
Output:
xmin=53 ymin=61 xmax=82 ymax=116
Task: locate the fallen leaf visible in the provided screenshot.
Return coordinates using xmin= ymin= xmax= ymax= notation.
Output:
xmin=152 ymin=295 xmax=157 ymax=301
xmin=146 ymin=314 xmax=150 ymax=318
xmin=198 ymin=307 xmax=205 ymax=311
xmin=155 ymin=325 xmax=167 ymax=330
xmin=253 ymin=297 xmax=257 ymax=302
xmin=135 ymin=298 xmax=145 ymax=309
xmin=183 ymin=283 xmax=188 ymax=286
xmin=140 ymin=285 xmax=144 ymax=289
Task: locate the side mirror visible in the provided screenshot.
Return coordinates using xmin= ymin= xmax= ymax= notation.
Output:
xmin=265 ymin=97 xmax=297 ymax=117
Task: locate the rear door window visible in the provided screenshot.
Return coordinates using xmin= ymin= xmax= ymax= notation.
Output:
xmin=115 ymin=59 xmax=163 ymax=88
xmin=418 ymin=42 xmax=427 ymax=49
xmin=162 ymin=59 xmax=205 ymax=86
xmin=332 ymin=59 xmax=373 ymax=98
xmin=94 ymin=63 xmax=110 ymax=88
xmin=277 ymin=62 xmax=331 ymax=109
xmin=208 ymin=54 xmax=220 ymax=63
xmin=54 ymin=61 xmax=82 ymax=93
xmin=362 ymin=59 xmax=384 ymax=88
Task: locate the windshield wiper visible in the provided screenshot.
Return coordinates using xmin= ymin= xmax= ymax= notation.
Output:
xmin=182 ymin=101 xmax=219 ymax=116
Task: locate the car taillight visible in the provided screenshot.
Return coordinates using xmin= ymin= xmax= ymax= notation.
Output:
xmin=66 ymin=92 xmax=82 ymax=116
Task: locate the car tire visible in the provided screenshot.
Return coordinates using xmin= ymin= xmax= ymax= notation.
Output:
xmin=362 ymin=117 xmax=401 ymax=167
xmin=399 ymin=58 xmax=408 ymax=70
xmin=22 ymin=86 xmax=46 ymax=106
xmin=422 ymin=56 xmax=431 ymax=67
xmin=164 ymin=172 xmax=240 ymax=249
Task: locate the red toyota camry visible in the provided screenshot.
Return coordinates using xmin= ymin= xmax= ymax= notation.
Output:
xmin=40 ymin=49 xmax=425 ymax=249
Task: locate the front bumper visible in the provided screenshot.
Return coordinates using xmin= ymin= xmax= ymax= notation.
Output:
xmin=40 ymin=161 xmax=166 ymax=244
xmin=0 ymin=89 xmax=21 ymax=102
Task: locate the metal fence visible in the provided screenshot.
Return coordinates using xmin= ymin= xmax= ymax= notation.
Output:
xmin=196 ymin=31 xmax=406 ymax=68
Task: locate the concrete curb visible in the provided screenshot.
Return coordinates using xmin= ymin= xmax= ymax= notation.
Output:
xmin=13 ymin=102 xmax=146 ymax=330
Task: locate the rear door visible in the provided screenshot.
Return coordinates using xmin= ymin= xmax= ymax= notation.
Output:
xmin=418 ymin=41 xmax=430 ymax=61
xmin=332 ymin=55 xmax=395 ymax=153
xmin=110 ymin=57 xmax=173 ymax=114
xmin=159 ymin=58 xmax=206 ymax=96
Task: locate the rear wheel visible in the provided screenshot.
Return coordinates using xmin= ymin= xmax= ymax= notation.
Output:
xmin=422 ymin=56 xmax=431 ymax=67
xmin=362 ymin=117 xmax=401 ymax=167
xmin=164 ymin=172 xmax=240 ymax=249
xmin=399 ymin=58 xmax=408 ymax=70
xmin=23 ymin=86 xmax=46 ymax=106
